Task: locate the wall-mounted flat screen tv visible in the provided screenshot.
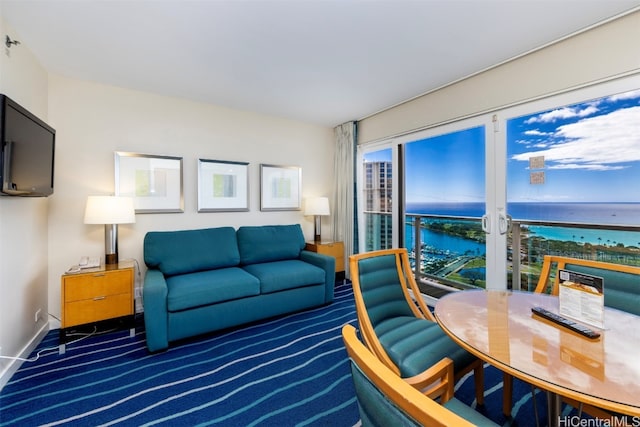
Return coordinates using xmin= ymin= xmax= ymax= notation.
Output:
xmin=0 ymin=94 xmax=56 ymax=197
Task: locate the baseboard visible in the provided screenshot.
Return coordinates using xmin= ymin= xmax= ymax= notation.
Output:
xmin=0 ymin=321 xmax=50 ymax=391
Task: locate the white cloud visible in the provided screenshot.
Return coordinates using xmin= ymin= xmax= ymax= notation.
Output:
xmin=512 ymin=106 xmax=640 ymax=169
xmin=607 ymin=89 xmax=640 ymax=102
xmin=524 ymin=104 xmax=599 ymax=124
xmin=524 ymin=129 xmax=550 ymax=136
xmin=547 ymin=163 xmax=625 ymax=171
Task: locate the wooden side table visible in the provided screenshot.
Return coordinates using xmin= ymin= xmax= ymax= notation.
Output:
xmin=60 ymin=260 xmax=135 ymax=353
xmin=305 ymin=241 xmax=345 ymax=283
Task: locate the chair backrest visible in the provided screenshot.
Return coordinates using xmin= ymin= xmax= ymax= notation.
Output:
xmin=342 ymin=324 xmax=475 ymax=427
xmin=533 ymin=255 xmax=640 ymax=315
xmin=349 ymin=249 xmax=434 ymax=374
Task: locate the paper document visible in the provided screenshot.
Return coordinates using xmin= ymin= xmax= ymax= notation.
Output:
xmin=558 ymin=269 xmax=604 ymax=329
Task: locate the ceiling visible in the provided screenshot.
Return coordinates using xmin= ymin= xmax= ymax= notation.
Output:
xmin=2 ymin=0 xmax=640 ymax=127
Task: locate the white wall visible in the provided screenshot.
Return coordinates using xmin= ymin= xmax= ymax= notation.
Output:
xmin=46 ymin=74 xmax=335 ymax=320
xmin=0 ymin=17 xmax=50 ymax=388
xmin=358 ymin=10 xmax=640 ymax=143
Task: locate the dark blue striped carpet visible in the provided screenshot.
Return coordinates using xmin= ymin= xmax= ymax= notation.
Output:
xmin=1 ymin=284 xmax=556 ymax=426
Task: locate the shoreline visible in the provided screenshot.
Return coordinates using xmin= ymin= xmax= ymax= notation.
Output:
xmin=406 ymin=220 xmax=640 ymax=250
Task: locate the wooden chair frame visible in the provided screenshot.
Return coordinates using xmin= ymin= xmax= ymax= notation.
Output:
xmin=349 ymin=248 xmax=484 ymax=403
xmin=534 ymin=255 xmax=640 ymax=295
xmin=342 ymin=324 xmax=478 ymax=427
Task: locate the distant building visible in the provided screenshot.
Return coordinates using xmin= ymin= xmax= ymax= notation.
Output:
xmin=363 ymin=161 xmax=393 ymax=251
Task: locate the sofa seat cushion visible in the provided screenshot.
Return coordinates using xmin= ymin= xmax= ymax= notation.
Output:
xmin=375 ymin=316 xmax=475 ymax=378
xmin=166 ymin=267 xmax=260 ymax=312
xmin=242 ymin=260 xmax=325 ymax=294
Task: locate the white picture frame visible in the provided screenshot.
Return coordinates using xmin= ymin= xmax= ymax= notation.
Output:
xmin=198 ymin=159 xmax=249 ymax=212
xmin=115 ymin=151 xmax=184 ymax=213
xmin=260 ymin=164 xmax=301 ymax=211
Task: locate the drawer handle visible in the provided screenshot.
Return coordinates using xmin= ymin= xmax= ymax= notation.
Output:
xmin=92 ymin=274 xmax=106 ymax=278
xmin=93 ymin=296 xmax=106 ymax=301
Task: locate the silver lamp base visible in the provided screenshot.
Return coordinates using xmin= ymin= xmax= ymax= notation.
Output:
xmin=314 ymin=215 xmax=322 ymax=243
xmin=104 ymin=223 xmax=119 ymax=265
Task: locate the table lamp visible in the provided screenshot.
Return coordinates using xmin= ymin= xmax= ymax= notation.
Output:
xmin=304 ymin=197 xmax=330 ymax=243
xmin=84 ymin=195 xmax=136 ymax=265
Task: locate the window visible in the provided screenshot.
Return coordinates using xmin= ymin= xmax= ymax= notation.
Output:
xmin=506 ymin=87 xmax=640 ymax=289
xmin=362 ymin=148 xmax=393 ymax=251
xmin=358 ymin=76 xmax=640 ymax=294
xmin=404 ymin=126 xmax=488 ymax=290
xmin=507 ymin=89 xmax=640 ymax=223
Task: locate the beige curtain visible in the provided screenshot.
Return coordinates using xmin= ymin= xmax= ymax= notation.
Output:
xmin=332 ymin=121 xmax=355 ymax=278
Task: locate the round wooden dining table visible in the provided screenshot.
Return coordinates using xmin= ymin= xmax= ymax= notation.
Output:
xmin=434 ymin=289 xmax=640 ymax=427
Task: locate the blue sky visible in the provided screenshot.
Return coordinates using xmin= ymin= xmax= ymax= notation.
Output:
xmin=508 ymin=89 xmax=640 ymax=202
xmin=363 ymin=128 xmax=486 ymax=204
xmin=362 ymin=149 xmax=391 ymax=163
xmin=404 ymin=127 xmax=485 ymax=204
xmin=365 ymin=88 xmax=640 ymax=204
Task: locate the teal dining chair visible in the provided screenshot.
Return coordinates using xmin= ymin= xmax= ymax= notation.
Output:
xmin=349 ymin=248 xmax=485 ymax=404
xmin=342 ymin=324 xmax=499 ymax=427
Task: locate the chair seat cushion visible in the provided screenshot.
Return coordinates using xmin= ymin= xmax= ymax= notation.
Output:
xmin=242 ymin=260 xmax=325 ymax=294
xmin=375 ymin=316 xmax=476 ymax=378
xmin=166 ymin=267 xmax=260 ymax=312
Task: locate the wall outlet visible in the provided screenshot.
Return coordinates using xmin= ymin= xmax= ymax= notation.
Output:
xmin=35 ymin=309 xmax=42 ymax=323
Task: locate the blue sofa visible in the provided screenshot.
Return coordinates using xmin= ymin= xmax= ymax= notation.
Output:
xmin=142 ymin=224 xmax=335 ymax=352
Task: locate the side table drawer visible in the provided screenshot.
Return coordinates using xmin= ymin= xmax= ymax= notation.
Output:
xmin=64 ymin=270 xmax=132 ymax=302
xmin=64 ymin=293 xmax=133 ymax=327
xmin=318 ymin=243 xmax=345 ymax=272
xmin=305 ymin=241 xmax=345 ymax=273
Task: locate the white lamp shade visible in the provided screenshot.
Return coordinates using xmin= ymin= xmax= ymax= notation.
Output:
xmin=84 ymin=196 xmax=136 ymax=224
xmin=304 ymin=197 xmax=330 ymax=216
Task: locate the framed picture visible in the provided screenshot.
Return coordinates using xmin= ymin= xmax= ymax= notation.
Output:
xmin=198 ymin=159 xmax=249 ymax=212
xmin=260 ymin=164 xmax=301 ymax=211
xmin=115 ymin=152 xmax=184 ymax=213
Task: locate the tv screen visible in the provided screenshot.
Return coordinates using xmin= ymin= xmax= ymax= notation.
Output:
xmin=0 ymin=94 xmax=55 ymax=197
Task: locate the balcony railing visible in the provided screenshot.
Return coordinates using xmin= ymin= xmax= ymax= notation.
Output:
xmin=363 ymin=211 xmax=640 ymax=298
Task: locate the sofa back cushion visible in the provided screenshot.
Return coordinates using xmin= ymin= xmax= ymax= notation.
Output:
xmin=237 ymin=224 xmax=305 ymax=265
xmin=144 ymin=227 xmax=240 ymax=276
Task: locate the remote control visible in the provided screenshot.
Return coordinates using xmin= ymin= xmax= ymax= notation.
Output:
xmin=531 ymin=306 xmax=600 ymax=339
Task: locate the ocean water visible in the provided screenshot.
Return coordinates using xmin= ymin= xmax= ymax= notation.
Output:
xmin=526 ymin=226 xmax=640 ymax=248
xmin=405 ymin=224 xmax=486 ymax=256
xmin=406 ymin=202 xmax=640 ymax=224
xmin=405 ymin=202 xmax=640 ymax=247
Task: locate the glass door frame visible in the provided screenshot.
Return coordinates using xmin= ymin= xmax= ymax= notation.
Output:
xmin=359 ymin=114 xmax=508 ymax=289
xmin=357 ymin=140 xmax=401 ymax=251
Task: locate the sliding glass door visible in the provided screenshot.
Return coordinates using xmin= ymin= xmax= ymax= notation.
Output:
xmin=504 ymin=86 xmax=640 ymax=290
xmin=357 ymin=75 xmax=640 ymax=296
xmin=360 ymin=147 xmax=394 ymax=252
xmin=398 ymin=117 xmax=508 ymax=292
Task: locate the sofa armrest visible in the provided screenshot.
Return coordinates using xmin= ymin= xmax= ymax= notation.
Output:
xmin=300 ymin=250 xmax=335 ymax=303
xmin=143 ymin=269 xmax=169 ymax=352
